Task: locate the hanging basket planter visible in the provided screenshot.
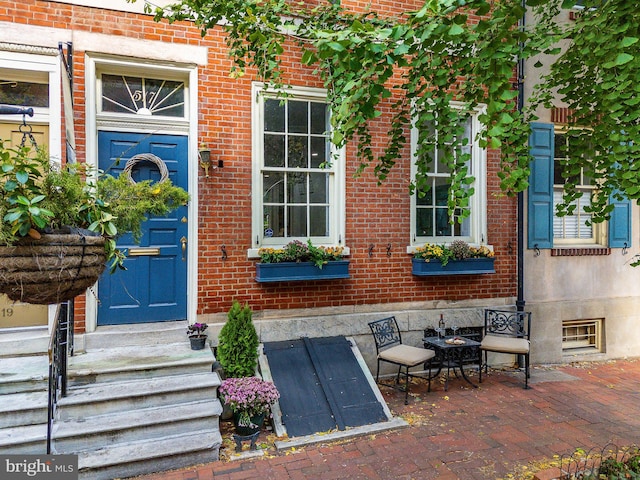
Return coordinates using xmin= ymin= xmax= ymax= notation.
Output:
xmin=0 ymin=231 xmax=107 ymax=305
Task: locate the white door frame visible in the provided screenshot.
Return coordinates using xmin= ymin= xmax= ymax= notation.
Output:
xmin=84 ymin=54 xmax=199 ymax=332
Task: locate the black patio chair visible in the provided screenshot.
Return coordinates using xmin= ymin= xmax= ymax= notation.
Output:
xmin=479 ymin=309 xmax=532 ymax=389
xmin=368 ymin=316 xmax=436 ymax=404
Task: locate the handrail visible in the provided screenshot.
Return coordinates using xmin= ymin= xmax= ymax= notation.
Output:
xmin=47 ymin=301 xmax=74 ymax=454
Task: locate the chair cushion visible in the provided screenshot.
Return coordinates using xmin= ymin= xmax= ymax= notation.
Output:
xmin=480 ymin=334 xmax=530 ymax=354
xmin=379 ymin=344 xmax=435 ymax=366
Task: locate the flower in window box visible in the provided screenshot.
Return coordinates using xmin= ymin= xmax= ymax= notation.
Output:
xmin=259 ymin=239 xmax=344 ymax=269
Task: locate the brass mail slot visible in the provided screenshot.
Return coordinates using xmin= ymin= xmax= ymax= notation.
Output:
xmin=128 ymin=247 xmax=161 ymax=256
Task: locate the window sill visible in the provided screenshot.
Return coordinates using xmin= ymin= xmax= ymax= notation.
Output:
xmin=551 ymin=247 xmax=611 ymax=257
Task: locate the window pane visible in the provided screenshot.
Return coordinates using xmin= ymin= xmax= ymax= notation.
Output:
xmin=0 ymin=80 xmax=48 ymax=107
xmin=288 ymin=136 xmax=308 ymax=168
xmin=264 ymin=134 xmax=285 ymax=167
xmin=434 ymin=178 xmax=449 ymax=206
xmin=416 ymin=207 xmax=434 ymax=236
xmin=264 ymin=205 xmax=284 ymax=238
xmin=310 ymin=103 xmax=328 ymax=134
xmin=310 ymin=136 xmax=327 ymax=168
xmin=263 ymin=172 xmax=284 ymax=202
xmin=310 ymin=206 xmax=328 ymax=236
xmin=287 ymin=172 xmax=307 ymax=203
xmin=288 ymin=100 xmax=308 ymax=134
xmin=264 ymin=99 xmax=285 ymax=132
xmin=309 ymin=172 xmax=328 ymax=203
xmin=287 ymin=206 xmax=307 ymax=236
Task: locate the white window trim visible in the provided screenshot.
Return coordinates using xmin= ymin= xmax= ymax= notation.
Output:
xmin=408 ymin=102 xmax=488 ymax=250
xmin=248 ymin=82 xmax=347 ymax=258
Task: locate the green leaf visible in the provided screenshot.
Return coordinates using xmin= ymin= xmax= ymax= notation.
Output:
xmin=615 ymin=53 xmax=634 ymax=66
xmin=15 ymin=171 xmax=29 ymax=184
xmin=448 ymin=24 xmax=465 ymax=36
xmin=621 ymin=37 xmax=638 ymax=48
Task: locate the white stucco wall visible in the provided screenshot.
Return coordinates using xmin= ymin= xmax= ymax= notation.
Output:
xmin=523 ymin=5 xmax=640 ymax=365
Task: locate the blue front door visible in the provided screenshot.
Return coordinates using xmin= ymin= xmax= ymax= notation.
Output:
xmin=97 ymin=132 xmax=189 ymax=325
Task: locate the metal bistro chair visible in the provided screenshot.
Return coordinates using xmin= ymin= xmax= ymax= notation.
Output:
xmin=368 ymin=317 xmax=436 ymax=404
xmin=479 ymin=309 xmax=532 ymax=389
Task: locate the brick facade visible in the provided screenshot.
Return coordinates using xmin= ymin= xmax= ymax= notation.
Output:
xmin=2 ymin=0 xmax=517 ymax=327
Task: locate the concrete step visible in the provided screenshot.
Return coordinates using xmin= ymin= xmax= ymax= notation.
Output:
xmin=0 ymin=390 xmax=48 ymax=428
xmin=76 ymin=429 xmax=222 ymax=480
xmin=0 ymin=354 xmax=48 ymax=394
xmin=53 ymin=399 xmax=222 ymax=453
xmin=56 ymin=372 xmax=220 ymax=420
xmin=0 ymin=328 xmax=49 ymax=357
xmin=81 ymin=321 xmax=192 ymax=350
xmin=0 ymin=423 xmax=46 ymax=454
xmin=68 ymin=341 xmax=214 ymax=386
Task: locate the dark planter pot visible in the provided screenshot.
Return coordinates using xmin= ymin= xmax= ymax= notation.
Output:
xmin=189 ymin=336 xmax=207 ymax=350
xmin=233 ymin=411 xmax=266 ymax=436
xmin=255 ymin=260 xmax=350 ymax=283
xmin=412 ymin=257 xmax=496 ymax=276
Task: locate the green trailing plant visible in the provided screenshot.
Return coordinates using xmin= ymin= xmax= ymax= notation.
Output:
xmin=216 ymin=301 xmax=259 ymax=378
xmin=0 ymin=140 xmax=189 ymax=272
xmin=139 ymin=0 xmax=640 ymax=230
xmin=258 ymin=239 xmax=344 ymax=268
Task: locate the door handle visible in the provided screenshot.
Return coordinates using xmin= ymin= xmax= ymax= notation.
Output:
xmin=180 ymin=236 xmax=187 ymax=261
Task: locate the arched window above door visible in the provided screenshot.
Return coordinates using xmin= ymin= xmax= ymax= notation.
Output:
xmin=100 ymin=73 xmax=185 ymax=118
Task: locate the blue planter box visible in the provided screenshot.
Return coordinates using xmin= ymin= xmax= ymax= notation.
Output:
xmin=412 ymin=257 xmax=495 ymax=276
xmin=256 ymin=261 xmax=350 ymax=283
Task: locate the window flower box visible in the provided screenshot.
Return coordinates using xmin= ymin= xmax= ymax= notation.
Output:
xmin=411 ymin=257 xmax=495 ymax=276
xmin=256 ymin=260 xmax=350 ymax=283
xmin=256 ymin=239 xmax=349 ymax=282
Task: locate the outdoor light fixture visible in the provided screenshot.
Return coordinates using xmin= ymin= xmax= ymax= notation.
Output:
xmin=199 ymin=145 xmax=223 ymax=177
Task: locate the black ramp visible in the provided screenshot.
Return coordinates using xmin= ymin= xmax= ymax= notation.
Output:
xmin=264 ymin=336 xmax=387 ymax=437
xmin=263 ymin=339 xmax=336 ymax=437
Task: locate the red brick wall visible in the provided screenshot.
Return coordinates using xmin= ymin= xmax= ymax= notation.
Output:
xmin=6 ymin=1 xmax=517 ymax=322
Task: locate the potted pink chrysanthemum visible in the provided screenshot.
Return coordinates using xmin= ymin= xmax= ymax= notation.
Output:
xmin=219 ymin=376 xmax=280 ymax=436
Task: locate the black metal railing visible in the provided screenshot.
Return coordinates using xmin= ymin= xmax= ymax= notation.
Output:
xmin=47 ymin=301 xmax=74 ymax=454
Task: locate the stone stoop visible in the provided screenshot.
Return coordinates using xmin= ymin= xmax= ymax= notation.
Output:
xmin=0 ymin=330 xmax=50 ymax=455
xmin=0 ymin=323 xmax=222 ymax=480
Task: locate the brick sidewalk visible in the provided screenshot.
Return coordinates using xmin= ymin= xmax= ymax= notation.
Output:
xmin=134 ymin=358 xmax=640 ymax=480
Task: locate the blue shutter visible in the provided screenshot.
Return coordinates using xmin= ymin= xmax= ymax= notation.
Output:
xmin=528 ymin=123 xmax=554 ymax=249
xmin=609 ymin=190 xmax=631 ymax=248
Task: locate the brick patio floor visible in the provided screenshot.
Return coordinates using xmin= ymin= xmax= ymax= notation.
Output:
xmin=133 ymin=358 xmax=640 ymax=480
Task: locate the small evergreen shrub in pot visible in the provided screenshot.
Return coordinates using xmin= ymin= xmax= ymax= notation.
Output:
xmin=216 ymin=301 xmax=259 ymax=378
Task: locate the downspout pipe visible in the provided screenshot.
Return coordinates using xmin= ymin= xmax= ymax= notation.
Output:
xmin=516 ymin=0 xmax=527 ymax=314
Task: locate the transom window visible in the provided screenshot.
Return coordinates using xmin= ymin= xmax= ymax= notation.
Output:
xmin=553 ymin=131 xmax=596 ymax=243
xmin=252 ymin=84 xmax=344 ymax=249
xmin=411 ymin=105 xmax=487 ymax=246
xmin=100 ymin=74 xmax=185 ymax=117
xmin=0 ymin=79 xmax=49 ymax=108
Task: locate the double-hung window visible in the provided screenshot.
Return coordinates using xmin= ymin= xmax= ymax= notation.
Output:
xmin=528 ymin=122 xmax=631 ymax=250
xmin=410 ymin=104 xmax=487 ymax=247
xmin=553 ymin=131 xmax=597 ymax=244
xmin=251 ymin=83 xmax=345 ymax=252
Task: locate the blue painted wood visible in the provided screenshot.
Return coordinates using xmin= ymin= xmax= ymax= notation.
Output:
xmin=97 ymin=132 xmax=188 ymax=325
xmin=255 ymin=260 xmax=350 ymax=282
xmin=412 ymin=258 xmax=495 ymax=276
xmin=609 ymin=190 xmax=632 ymax=248
xmin=263 ymin=336 xmax=387 ymax=438
xmin=527 ymin=122 xmax=554 ymax=249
